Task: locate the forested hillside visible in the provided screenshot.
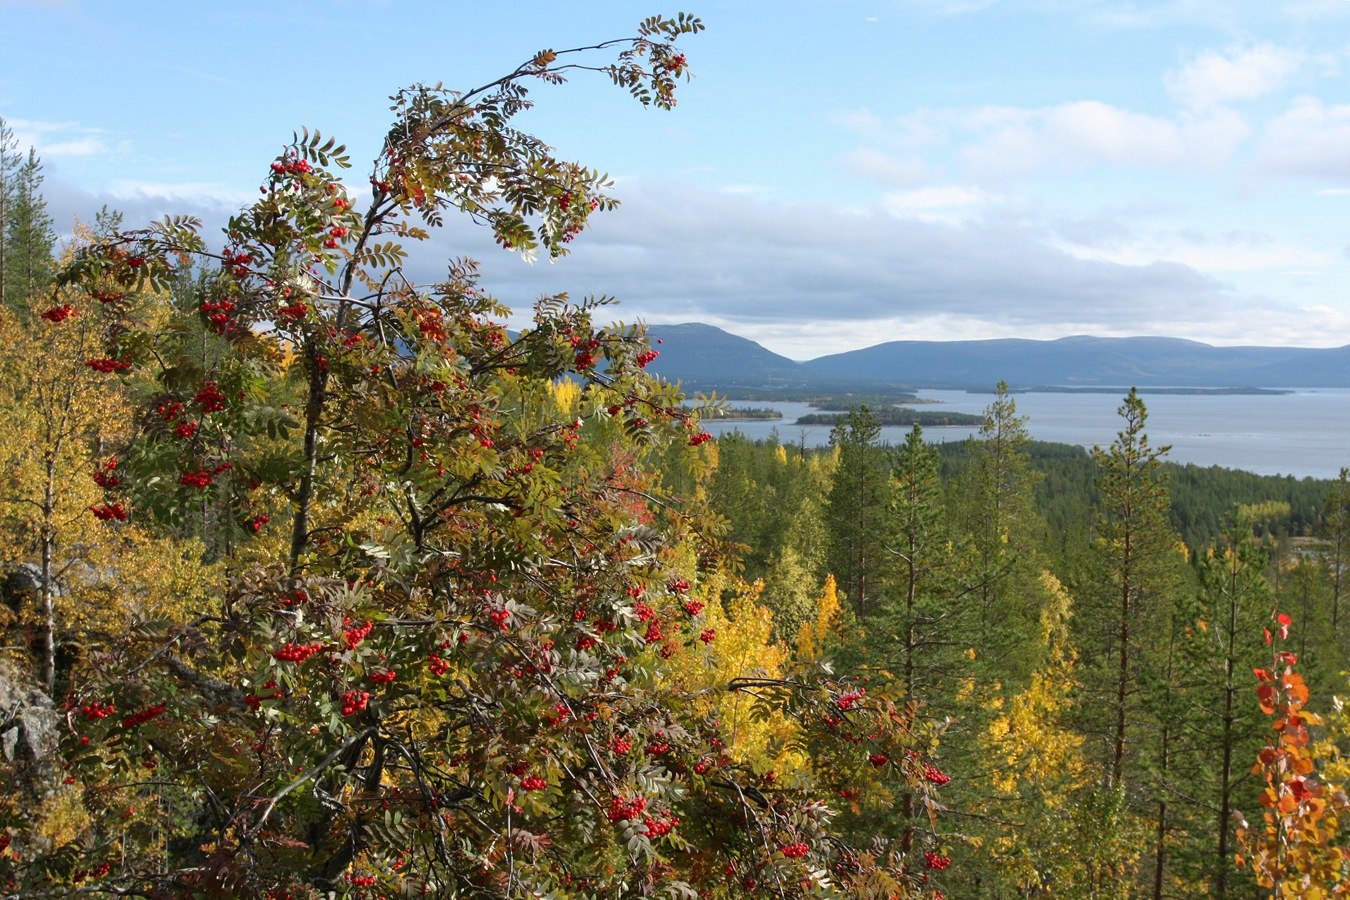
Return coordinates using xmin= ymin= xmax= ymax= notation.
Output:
xmin=2 ymin=20 xmax=1350 ymax=899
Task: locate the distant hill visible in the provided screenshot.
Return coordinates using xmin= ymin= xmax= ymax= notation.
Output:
xmin=642 ymin=323 xmax=805 ymax=389
xmin=803 ymin=335 xmax=1350 ymax=388
xmin=637 ymin=324 xmax=1350 ymax=391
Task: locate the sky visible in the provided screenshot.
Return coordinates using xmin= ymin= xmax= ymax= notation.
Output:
xmin=3 ymin=0 xmax=1350 ymax=359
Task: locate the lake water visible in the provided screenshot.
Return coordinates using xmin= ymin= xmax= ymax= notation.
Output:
xmin=699 ymin=388 xmax=1350 ymax=480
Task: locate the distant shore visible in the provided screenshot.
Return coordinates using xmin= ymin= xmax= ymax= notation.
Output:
xmin=982 ymin=386 xmax=1292 ymax=396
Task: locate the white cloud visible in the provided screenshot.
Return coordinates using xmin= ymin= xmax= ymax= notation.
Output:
xmin=884 ymin=185 xmax=995 ymax=221
xmin=1256 ymin=97 xmax=1350 ymax=180
xmin=836 ymin=147 xmax=933 ymax=186
xmin=952 ymin=102 xmax=1249 ymax=179
xmin=1165 ymin=43 xmax=1303 ymax=110
xmin=6 ymin=118 xmax=110 ymax=157
xmin=107 ymin=180 xmax=254 ymax=207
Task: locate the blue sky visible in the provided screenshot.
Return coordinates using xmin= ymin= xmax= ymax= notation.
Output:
xmin=3 ymin=0 xmax=1350 ymax=358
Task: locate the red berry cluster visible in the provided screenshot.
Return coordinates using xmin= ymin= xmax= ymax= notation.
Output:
xmin=91 ymin=290 xmax=124 ymax=304
xmin=688 ymin=431 xmax=713 ymax=446
xmin=835 ymin=688 xmax=866 ymax=711
xmin=348 ymin=875 xmax=377 ymax=887
xmin=609 ymin=736 xmax=633 ymax=755
xmin=270 ymin=157 xmax=312 ymax=176
xmin=343 ymin=619 xmax=373 ymax=649
xmin=427 ymin=653 xmax=450 ymax=676
xmin=245 ymin=514 xmax=270 ymax=532
xmin=84 ymin=357 xmax=132 ymax=373
xmin=683 ymin=600 xmax=705 ymax=615
xmin=923 ymin=762 xmax=951 ymax=786
xmin=635 ymin=349 xmax=659 ymax=368
xmin=868 ymin=753 xmax=889 ymax=768
xmin=488 ymin=608 xmax=510 ymax=631
xmin=71 ymin=862 xmax=113 ymax=884
xmin=641 ymin=814 xmax=679 ymax=838
xmin=520 ymin=775 xmax=547 ymax=791
xmin=272 ymin=642 xmax=325 ymax=663
xmin=607 ymin=795 xmax=647 ymax=821
xmin=781 ymin=842 xmax=809 ymax=859
xmin=340 ymin=690 xmax=370 ymax=716
xmin=89 ymin=503 xmax=128 ymax=522
xmin=80 ymin=701 xmax=115 ymax=721
xmin=194 ymin=381 xmax=227 ymax=413
xmin=923 ymin=851 xmax=951 ymax=870
xmin=121 ymin=703 xmax=167 ymax=729
xmin=667 ymin=578 xmax=690 ymax=594
xmin=199 ymin=298 xmax=236 ymax=333
xmin=91 ymin=459 xmax=121 ymax=489
xmin=699 ymin=628 xmax=716 ymax=644
xmin=222 ymin=249 xmax=254 ymax=279
xmin=277 ymin=302 xmax=308 ymax=322
xmin=40 ymin=304 xmax=77 ymax=323
xmin=369 ymin=670 xmax=396 ymax=685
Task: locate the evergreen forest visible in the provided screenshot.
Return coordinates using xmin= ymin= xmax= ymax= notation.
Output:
xmin=2 ymin=18 xmax=1350 ymax=898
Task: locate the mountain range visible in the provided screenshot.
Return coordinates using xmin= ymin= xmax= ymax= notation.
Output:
xmin=641 ymin=323 xmax=1350 ymax=391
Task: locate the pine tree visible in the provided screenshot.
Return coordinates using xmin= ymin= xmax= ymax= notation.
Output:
xmin=2 ymin=147 xmax=55 ymax=311
xmin=951 ymin=381 xmax=1046 ymax=688
xmin=1322 ymin=467 xmax=1350 ymax=641
xmin=826 ymin=406 xmax=887 ymax=618
xmin=1177 ymin=516 xmax=1271 ymax=896
xmin=0 ymin=118 xmax=23 ymax=311
xmin=1088 ymin=388 xmax=1182 ymax=789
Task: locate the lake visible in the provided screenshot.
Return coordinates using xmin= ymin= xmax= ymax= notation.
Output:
xmin=699 ymin=388 xmax=1350 ymax=480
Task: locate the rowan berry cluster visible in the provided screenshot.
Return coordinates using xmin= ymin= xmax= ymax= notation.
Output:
xmin=343 ymin=620 xmax=373 ymax=649
xmin=89 ymin=503 xmax=128 ymax=521
xmin=121 ymin=704 xmax=167 ymax=729
xmin=340 ymin=691 xmax=370 ymax=716
xmin=607 ymin=796 xmax=647 ymax=821
xmin=92 ymin=459 xmax=121 ymax=489
xmin=84 ymin=357 xmax=132 ymax=373
xmin=520 ymin=776 xmax=548 ymax=791
xmin=272 ymin=642 xmax=325 ymax=663
xmin=923 ymin=851 xmax=951 ymax=870
xmin=40 ymin=304 xmax=77 ymax=322
xmin=688 ymin=431 xmax=713 ymax=446
xmin=635 ymin=349 xmax=659 ymax=368
xmin=80 ymin=701 xmax=115 ymax=720
xmin=923 ymin=762 xmax=951 ymax=786
xmin=641 ymin=814 xmax=679 ymax=838
xmin=781 ymin=842 xmax=809 ymax=859
xmin=194 ymin=381 xmax=227 ymax=413
xmin=835 ymin=688 xmax=866 ymax=711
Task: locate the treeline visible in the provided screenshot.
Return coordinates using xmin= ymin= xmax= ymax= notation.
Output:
xmin=706 ymin=400 xmax=1350 ymax=896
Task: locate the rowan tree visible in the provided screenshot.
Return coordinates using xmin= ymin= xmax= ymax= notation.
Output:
xmin=13 ymin=17 xmax=949 ymax=899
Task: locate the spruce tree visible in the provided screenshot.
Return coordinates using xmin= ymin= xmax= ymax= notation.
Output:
xmin=2 ymin=147 xmax=55 ymax=311
xmin=0 ymin=118 xmax=22 ymax=311
xmin=826 ymin=405 xmax=887 ymax=618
